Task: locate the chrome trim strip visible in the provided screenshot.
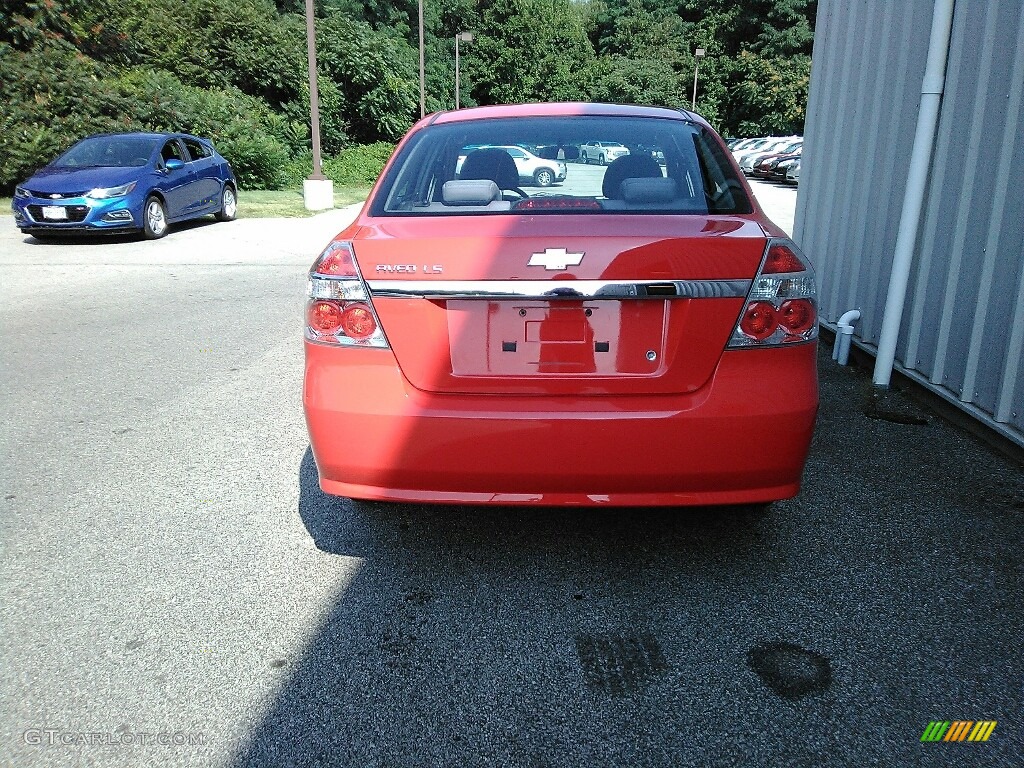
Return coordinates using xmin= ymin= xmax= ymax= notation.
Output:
xmin=367 ymin=279 xmax=751 ymax=300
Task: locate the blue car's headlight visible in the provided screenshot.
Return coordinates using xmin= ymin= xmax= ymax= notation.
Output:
xmin=15 ymin=186 xmax=30 ymax=198
xmin=86 ymin=181 xmax=138 ymax=199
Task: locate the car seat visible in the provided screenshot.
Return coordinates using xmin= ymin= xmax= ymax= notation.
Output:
xmin=459 ymin=148 xmax=526 ymax=198
xmin=601 ymin=154 xmax=664 ymax=199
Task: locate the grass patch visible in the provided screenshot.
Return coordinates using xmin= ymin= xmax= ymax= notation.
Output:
xmin=238 ymin=186 xmax=369 ymax=218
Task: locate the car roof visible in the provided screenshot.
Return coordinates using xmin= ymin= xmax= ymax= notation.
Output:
xmin=82 ymin=131 xmax=211 ymax=143
xmin=429 ymin=102 xmax=703 ymax=127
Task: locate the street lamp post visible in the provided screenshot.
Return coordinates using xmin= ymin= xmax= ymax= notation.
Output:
xmin=418 ymin=0 xmax=425 ymax=118
xmin=692 ymin=48 xmax=706 ymax=111
xmin=302 ymin=0 xmax=332 ymax=210
xmin=455 ymin=32 xmax=473 ymax=109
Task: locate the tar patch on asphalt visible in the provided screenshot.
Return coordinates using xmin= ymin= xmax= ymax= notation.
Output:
xmin=575 ymin=632 xmax=669 ymax=695
xmin=747 ymin=640 xmax=832 ymax=699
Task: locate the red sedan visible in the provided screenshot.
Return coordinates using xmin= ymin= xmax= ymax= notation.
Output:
xmin=303 ymin=103 xmax=818 ymax=506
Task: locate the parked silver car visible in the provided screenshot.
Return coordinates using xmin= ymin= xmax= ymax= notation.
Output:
xmin=579 ymin=141 xmax=629 ymax=165
xmin=785 ymin=158 xmax=801 ymax=185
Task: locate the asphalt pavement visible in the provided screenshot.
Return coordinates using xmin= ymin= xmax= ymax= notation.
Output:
xmin=1 ymin=188 xmax=1021 ymax=767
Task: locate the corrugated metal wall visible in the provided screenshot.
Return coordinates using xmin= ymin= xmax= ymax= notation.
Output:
xmin=795 ymin=0 xmax=1024 ymax=446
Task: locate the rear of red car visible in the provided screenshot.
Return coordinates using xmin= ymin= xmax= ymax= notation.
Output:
xmin=303 ymin=103 xmax=818 ymax=506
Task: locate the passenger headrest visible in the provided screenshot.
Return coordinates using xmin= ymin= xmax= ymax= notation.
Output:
xmin=442 ymin=179 xmax=501 ymax=205
xmin=620 ymin=177 xmax=679 ymax=204
xmin=602 ymin=154 xmax=663 ymax=199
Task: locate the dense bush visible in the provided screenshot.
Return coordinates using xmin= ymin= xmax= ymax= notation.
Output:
xmin=0 ymin=45 xmax=293 ymax=191
xmin=218 ymin=132 xmax=291 ymax=190
xmin=115 ymin=69 xmax=293 ymax=188
xmin=0 ymin=43 xmax=135 ymax=189
xmin=280 ymin=143 xmax=396 ymax=188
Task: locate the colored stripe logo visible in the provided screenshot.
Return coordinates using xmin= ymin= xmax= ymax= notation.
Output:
xmin=921 ymin=721 xmax=997 ymax=742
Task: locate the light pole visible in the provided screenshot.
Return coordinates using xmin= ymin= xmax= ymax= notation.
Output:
xmin=302 ymin=0 xmax=332 ymax=210
xmin=418 ymin=0 xmax=425 ymax=118
xmin=455 ymin=32 xmax=473 ymax=109
xmin=691 ymin=48 xmax=706 ymax=111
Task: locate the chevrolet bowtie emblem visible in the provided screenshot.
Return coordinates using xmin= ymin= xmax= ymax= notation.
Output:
xmin=528 ymin=248 xmax=584 ymax=271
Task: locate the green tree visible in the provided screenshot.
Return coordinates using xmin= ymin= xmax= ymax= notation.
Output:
xmin=314 ymin=14 xmax=420 ymax=142
xmin=466 ymin=0 xmax=595 ymax=105
xmin=587 ymin=56 xmax=685 ymax=108
xmin=721 ymin=51 xmax=811 ymax=135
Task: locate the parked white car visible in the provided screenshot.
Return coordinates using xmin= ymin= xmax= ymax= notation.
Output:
xmin=500 ymin=145 xmax=567 ymax=186
xmin=579 ymin=141 xmax=630 ymax=165
xmin=456 ymin=145 xmax=567 ymax=187
xmin=731 ymin=138 xmax=774 ymax=161
xmin=740 ymin=139 xmax=802 ymax=174
xmin=734 ymin=137 xmax=799 ymax=168
xmin=729 ymin=137 xmax=763 ymax=153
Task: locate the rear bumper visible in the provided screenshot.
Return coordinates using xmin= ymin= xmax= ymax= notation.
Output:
xmin=303 ymin=342 xmax=818 ymax=506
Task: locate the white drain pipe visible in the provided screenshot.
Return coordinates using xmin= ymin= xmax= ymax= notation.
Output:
xmin=832 ymin=309 xmax=862 ymax=365
xmin=872 ymin=0 xmax=956 ymax=388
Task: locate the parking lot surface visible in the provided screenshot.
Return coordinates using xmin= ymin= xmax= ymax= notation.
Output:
xmin=1 ymin=188 xmax=1020 ymax=767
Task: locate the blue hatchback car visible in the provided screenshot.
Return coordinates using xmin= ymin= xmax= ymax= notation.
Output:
xmin=12 ymin=132 xmax=237 ymax=239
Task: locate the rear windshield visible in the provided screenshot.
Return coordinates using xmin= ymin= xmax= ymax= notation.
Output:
xmin=373 ymin=116 xmax=752 ymax=216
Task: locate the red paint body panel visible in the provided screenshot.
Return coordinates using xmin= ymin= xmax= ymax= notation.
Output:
xmin=374 ymin=295 xmax=746 ymax=395
xmin=304 ymin=342 xmax=818 ymax=506
xmin=354 ymin=215 xmax=767 ymax=280
xmin=356 ymin=215 xmax=767 ymax=395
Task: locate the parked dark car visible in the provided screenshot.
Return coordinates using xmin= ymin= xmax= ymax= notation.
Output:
xmin=772 ymin=156 xmax=800 ymax=181
xmin=12 ymin=132 xmax=237 ymax=240
xmin=752 ymin=151 xmax=801 ymax=179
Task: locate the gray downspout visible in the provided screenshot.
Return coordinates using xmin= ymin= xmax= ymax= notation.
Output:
xmin=872 ymin=0 xmax=956 ymax=388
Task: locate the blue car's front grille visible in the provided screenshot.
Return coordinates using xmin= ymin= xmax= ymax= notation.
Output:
xmin=28 ymin=190 xmax=88 ymax=199
xmin=27 ymin=205 xmax=90 ymax=223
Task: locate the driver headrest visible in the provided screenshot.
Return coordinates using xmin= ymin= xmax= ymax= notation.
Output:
xmin=460 ymin=148 xmax=520 ymax=190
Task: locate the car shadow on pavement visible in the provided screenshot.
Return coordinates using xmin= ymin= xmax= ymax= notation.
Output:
xmin=229 ymin=412 xmax=1024 ymax=768
xmin=20 ymin=216 xmax=219 ymax=245
xmin=226 ymin=449 xmax=780 ymax=766
xmin=22 ymin=232 xmax=142 ymax=245
xmin=296 ymin=445 xmax=773 ymax=560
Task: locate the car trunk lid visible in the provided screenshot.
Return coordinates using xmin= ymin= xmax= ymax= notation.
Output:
xmin=354 ymin=214 xmax=766 ymax=395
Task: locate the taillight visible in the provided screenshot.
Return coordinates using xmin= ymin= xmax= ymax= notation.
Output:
xmin=763 ymin=243 xmax=805 ymax=274
xmin=305 ymin=241 xmax=389 ymax=348
xmin=777 ymin=298 xmax=815 ymax=334
xmin=308 ymin=300 xmax=343 ymax=334
xmin=739 ymin=301 xmax=778 ymax=340
xmin=512 ymin=198 xmax=602 ymax=211
xmin=340 ymin=303 xmax=376 ymax=339
xmin=728 ymin=238 xmax=818 ymax=348
xmin=315 ymin=249 xmax=358 ymax=277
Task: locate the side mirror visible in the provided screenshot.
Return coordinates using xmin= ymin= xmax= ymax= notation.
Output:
xmin=165 ymin=158 xmax=185 ymax=171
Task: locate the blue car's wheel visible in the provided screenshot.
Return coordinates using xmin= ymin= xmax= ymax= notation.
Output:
xmin=143 ymin=196 xmax=168 ymax=239
xmin=215 ymin=185 xmax=237 ymax=222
